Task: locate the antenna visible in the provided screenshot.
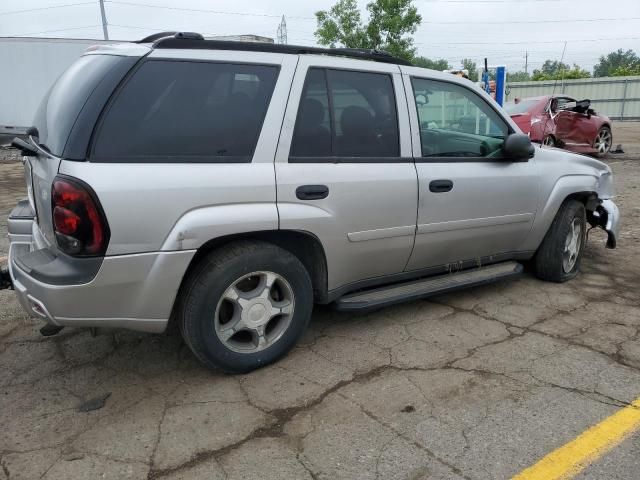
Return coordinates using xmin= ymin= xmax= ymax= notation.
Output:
xmin=276 ymin=15 xmax=287 ymax=44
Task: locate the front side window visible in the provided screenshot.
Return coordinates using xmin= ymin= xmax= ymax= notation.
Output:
xmin=290 ymin=68 xmax=399 ymax=159
xmin=92 ymin=60 xmax=278 ymax=162
xmin=412 ymin=78 xmax=508 ymax=159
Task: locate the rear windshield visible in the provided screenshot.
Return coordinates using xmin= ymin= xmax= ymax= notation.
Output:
xmin=503 ymin=99 xmax=539 ymax=115
xmin=33 ymin=54 xmax=125 ymax=157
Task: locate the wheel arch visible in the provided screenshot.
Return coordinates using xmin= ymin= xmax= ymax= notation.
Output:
xmin=169 ymin=230 xmax=329 ymax=328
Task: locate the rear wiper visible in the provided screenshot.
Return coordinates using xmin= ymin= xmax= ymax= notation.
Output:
xmin=12 ymin=127 xmax=51 ymax=157
xmin=11 ymin=137 xmax=38 ymax=157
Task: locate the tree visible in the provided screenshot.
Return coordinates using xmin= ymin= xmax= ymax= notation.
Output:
xmin=611 ymin=64 xmax=640 ymax=76
xmin=593 ymin=49 xmax=640 ymax=77
xmin=461 ymin=58 xmax=478 ymax=81
xmin=412 ymin=57 xmax=450 ymax=70
xmin=531 ymin=60 xmax=590 ymax=80
xmin=508 ymin=71 xmax=531 ymax=82
xmin=315 ymin=0 xmax=422 ymax=61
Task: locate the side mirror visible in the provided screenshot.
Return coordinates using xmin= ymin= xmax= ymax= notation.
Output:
xmin=502 ymin=133 xmax=534 ymax=161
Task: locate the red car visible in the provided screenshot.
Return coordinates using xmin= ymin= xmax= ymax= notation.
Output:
xmin=504 ymin=95 xmax=612 ymax=156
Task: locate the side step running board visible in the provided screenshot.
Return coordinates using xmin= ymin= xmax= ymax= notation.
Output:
xmin=335 ymin=261 xmax=523 ymax=312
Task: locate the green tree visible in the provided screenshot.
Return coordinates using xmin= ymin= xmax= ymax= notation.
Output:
xmin=315 ymin=0 xmax=422 ymax=61
xmin=611 ymin=64 xmax=640 ymax=76
xmin=531 ymin=60 xmax=590 ymax=80
xmin=412 ymin=57 xmax=450 ymax=70
xmin=461 ymin=58 xmax=478 ymax=81
xmin=508 ymin=71 xmax=531 ymax=82
xmin=593 ymin=49 xmax=640 ymax=77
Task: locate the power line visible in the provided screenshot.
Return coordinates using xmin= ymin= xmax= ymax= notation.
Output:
xmin=422 ymin=17 xmax=640 ymax=24
xmin=420 ymin=0 xmax=571 ymax=3
xmin=416 ymin=36 xmax=640 ymax=45
xmin=0 ymin=1 xmax=95 ymax=16
xmin=104 ymin=1 xmax=316 ymax=20
xmin=8 ymin=25 xmax=103 ymax=37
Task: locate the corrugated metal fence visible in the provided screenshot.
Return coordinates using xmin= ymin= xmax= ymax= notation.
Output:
xmin=505 ymin=76 xmax=640 ymax=120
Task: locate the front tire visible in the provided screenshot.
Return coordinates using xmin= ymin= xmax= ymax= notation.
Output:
xmin=534 ymin=200 xmax=586 ymax=282
xmin=179 ymin=240 xmax=313 ymax=373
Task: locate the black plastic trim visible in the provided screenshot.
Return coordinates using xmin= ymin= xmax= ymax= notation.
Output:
xmin=325 ymin=251 xmax=535 ymax=303
xmin=9 ymin=200 xmax=35 ymax=220
xmin=289 ymin=156 xmax=414 ymax=164
xmin=152 ymin=38 xmax=412 ymax=66
xmin=415 ymin=156 xmax=528 ymax=163
xmin=335 ymin=262 xmax=523 ymax=312
xmin=13 ymin=247 xmax=103 ymax=286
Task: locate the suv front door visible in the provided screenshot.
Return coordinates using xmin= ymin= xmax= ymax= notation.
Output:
xmin=403 ymin=71 xmax=539 ymax=271
xmin=275 ymin=57 xmax=417 ymax=292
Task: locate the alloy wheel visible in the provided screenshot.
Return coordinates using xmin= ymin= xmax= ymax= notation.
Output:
xmin=595 ymin=129 xmax=612 ymax=154
xmin=214 ymin=271 xmax=295 ymax=353
xmin=562 ymin=218 xmax=583 ymax=273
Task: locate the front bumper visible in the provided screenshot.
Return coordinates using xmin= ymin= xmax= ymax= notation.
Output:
xmin=7 ymin=201 xmax=195 ymax=332
xmin=596 ymin=199 xmax=620 ymax=249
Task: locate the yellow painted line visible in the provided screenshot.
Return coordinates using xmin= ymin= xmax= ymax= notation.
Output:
xmin=512 ymin=398 xmax=640 ymax=480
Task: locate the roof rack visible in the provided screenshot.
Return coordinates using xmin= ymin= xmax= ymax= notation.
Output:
xmin=145 ymin=32 xmax=412 ymax=66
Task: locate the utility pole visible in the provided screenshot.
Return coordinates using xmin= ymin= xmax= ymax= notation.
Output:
xmin=524 ymin=50 xmax=528 ymax=74
xmin=99 ymin=0 xmax=109 ymax=40
xmin=276 ymin=15 xmax=287 ymax=44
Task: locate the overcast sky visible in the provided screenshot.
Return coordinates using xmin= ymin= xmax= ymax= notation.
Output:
xmin=1 ymin=0 xmax=639 ymax=73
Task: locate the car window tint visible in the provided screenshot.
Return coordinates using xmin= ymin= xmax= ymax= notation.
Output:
xmin=92 ymin=60 xmax=278 ymax=162
xmin=290 ymin=68 xmax=399 ymax=159
xmin=290 ymin=69 xmax=332 ymax=157
xmin=412 ymin=77 xmax=508 ymax=158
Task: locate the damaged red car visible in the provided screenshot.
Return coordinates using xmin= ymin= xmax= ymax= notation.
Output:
xmin=504 ymin=95 xmax=612 ymax=156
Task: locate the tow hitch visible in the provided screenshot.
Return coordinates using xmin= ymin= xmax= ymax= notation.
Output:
xmin=0 ymin=264 xmax=12 ymax=290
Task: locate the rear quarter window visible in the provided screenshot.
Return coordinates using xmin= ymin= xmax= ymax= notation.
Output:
xmin=91 ymin=60 xmax=279 ymax=162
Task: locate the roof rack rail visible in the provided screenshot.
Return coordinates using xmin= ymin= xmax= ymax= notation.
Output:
xmin=150 ymin=34 xmax=412 ymax=66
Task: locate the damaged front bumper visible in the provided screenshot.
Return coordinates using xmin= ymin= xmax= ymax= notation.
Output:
xmin=590 ymin=198 xmax=619 ymax=249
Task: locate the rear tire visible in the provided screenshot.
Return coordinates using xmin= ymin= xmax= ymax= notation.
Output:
xmin=594 ymin=126 xmax=612 ymax=157
xmin=534 ymin=200 xmax=586 ymax=282
xmin=178 ymin=240 xmax=313 ymax=373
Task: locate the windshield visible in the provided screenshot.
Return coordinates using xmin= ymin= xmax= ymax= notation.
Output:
xmin=33 ymin=54 xmax=123 ymax=157
xmin=503 ymin=99 xmax=539 ymax=115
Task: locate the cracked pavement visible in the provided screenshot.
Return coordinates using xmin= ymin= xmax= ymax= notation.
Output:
xmin=1 ymin=125 xmax=640 ymax=480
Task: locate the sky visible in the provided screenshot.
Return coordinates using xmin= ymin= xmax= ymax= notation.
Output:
xmin=0 ymin=0 xmax=639 ymax=73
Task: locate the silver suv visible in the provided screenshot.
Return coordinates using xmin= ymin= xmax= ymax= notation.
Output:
xmin=6 ymin=33 xmax=619 ymax=372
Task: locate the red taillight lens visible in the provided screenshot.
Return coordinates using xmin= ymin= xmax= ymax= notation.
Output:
xmin=51 ymin=176 xmax=110 ymax=256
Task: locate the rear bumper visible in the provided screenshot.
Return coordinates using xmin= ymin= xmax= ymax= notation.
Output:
xmin=8 ymin=202 xmax=195 ymax=332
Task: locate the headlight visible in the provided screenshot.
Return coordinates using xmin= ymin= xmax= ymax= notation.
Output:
xmin=596 ymin=171 xmax=614 ymax=199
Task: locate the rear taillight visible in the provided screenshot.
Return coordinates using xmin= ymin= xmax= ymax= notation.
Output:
xmin=51 ymin=176 xmax=110 ymax=257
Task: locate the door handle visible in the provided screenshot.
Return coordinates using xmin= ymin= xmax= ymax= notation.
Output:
xmin=296 ymin=185 xmax=329 ymax=200
xmin=429 ymin=179 xmax=453 ymax=193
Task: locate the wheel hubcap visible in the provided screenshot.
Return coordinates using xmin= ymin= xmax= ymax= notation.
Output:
xmin=562 ymin=218 xmax=583 ymax=273
xmin=543 ymin=136 xmax=554 ymax=147
xmin=595 ymin=130 xmax=611 ymax=154
xmin=214 ymin=271 xmax=295 ymax=353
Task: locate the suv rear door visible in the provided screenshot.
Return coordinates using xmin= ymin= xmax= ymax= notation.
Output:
xmin=275 ymin=56 xmax=418 ymax=292
xmin=402 ymin=69 xmax=539 ymax=271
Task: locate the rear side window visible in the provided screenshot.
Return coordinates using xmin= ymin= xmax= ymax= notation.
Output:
xmin=290 ymin=68 xmax=399 ymax=160
xmin=92 ymin=60 xmax=279 ymax=162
